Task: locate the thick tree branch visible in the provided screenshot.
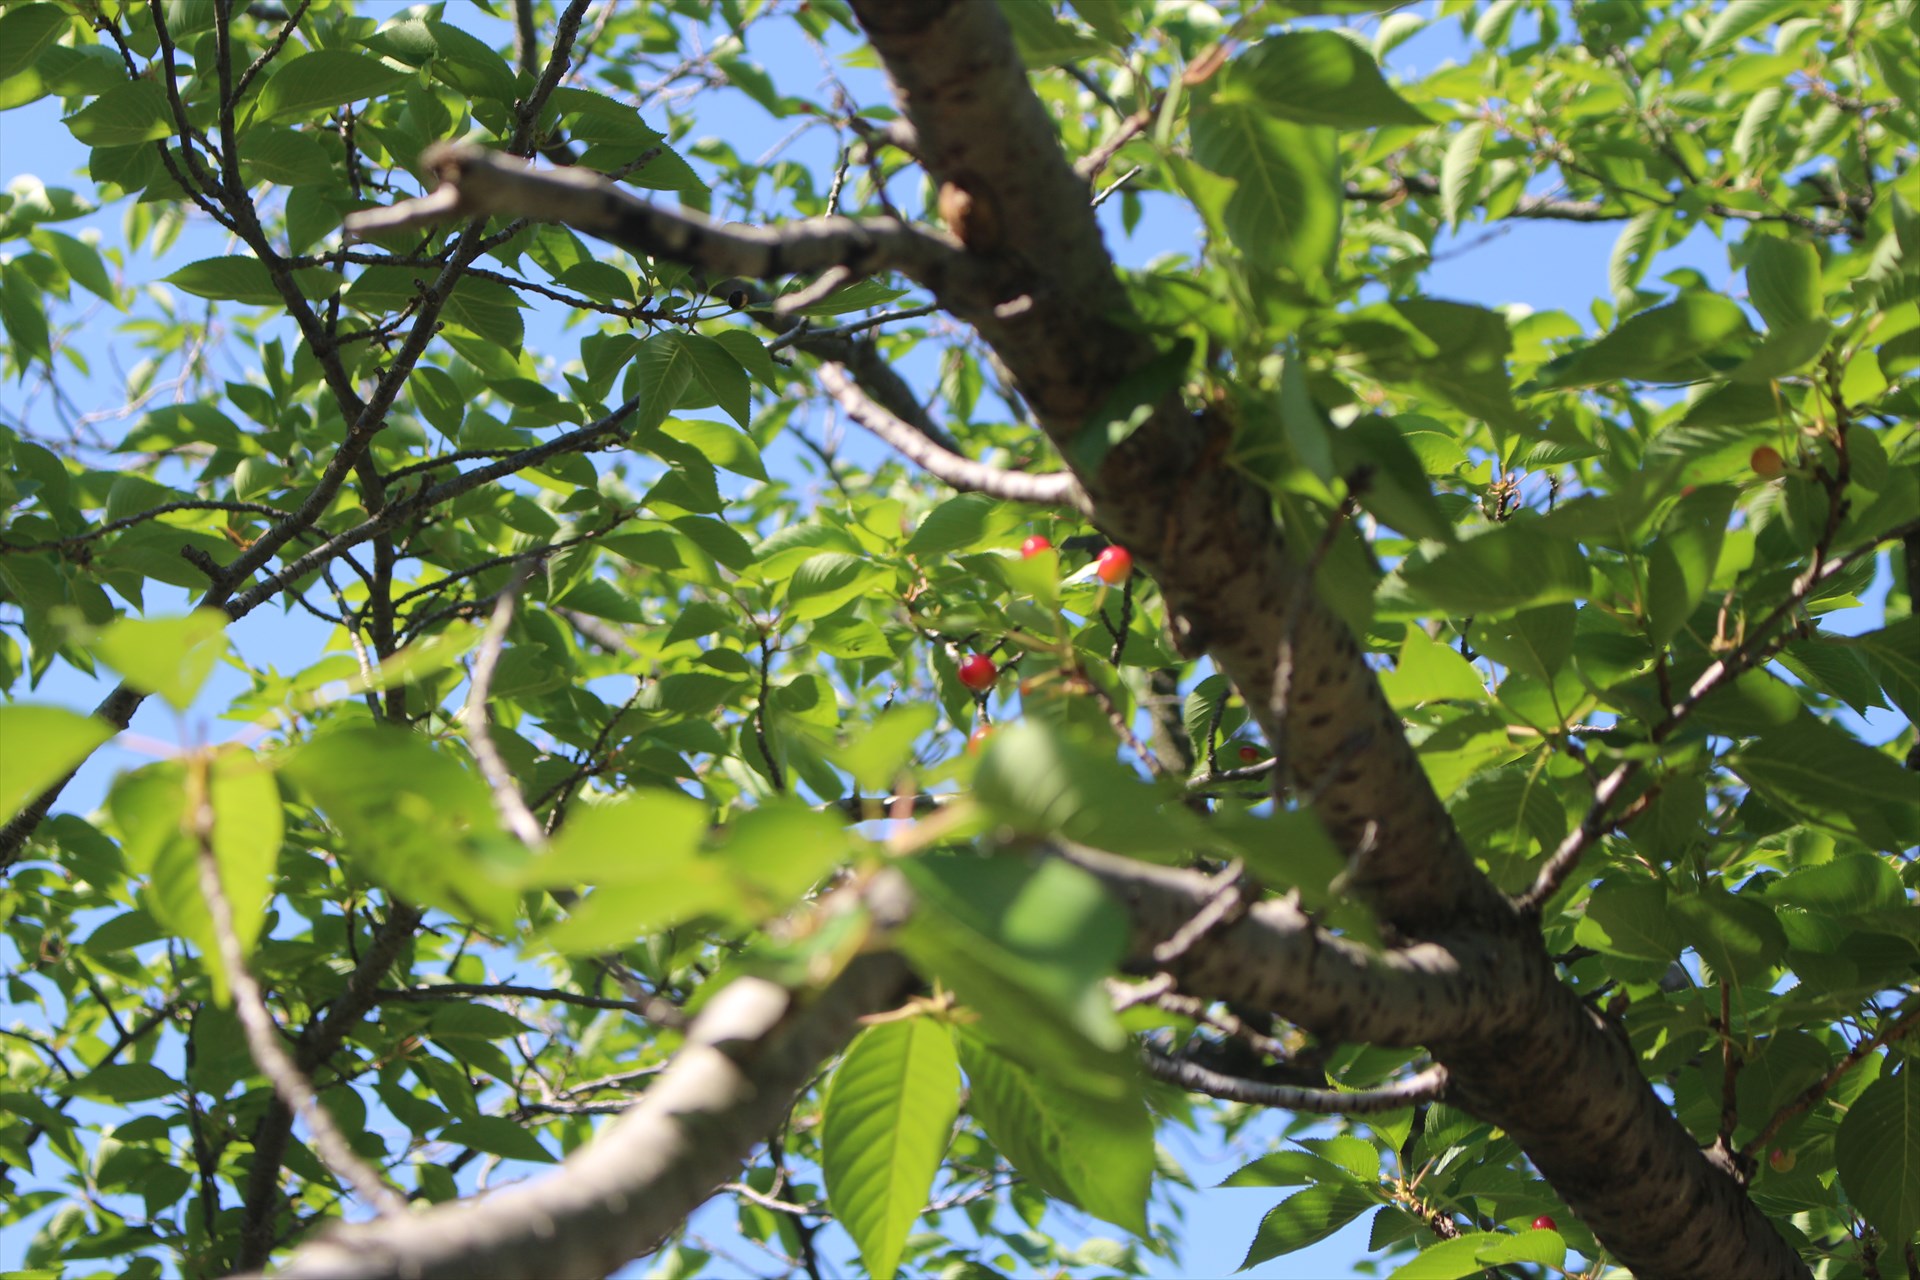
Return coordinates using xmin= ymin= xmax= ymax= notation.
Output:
xmin=842 ymin=5 xmax=1810 ymax=1276
xmin=817 ymin=363 xmax=1085 ymax=507
xmin=243 ymin=955 xmax=914 ymax=1280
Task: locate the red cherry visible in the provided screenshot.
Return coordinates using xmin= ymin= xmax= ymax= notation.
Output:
xmin=1237 ymin=745 xmax=1261 ymax=764
xmin=958 ymin=654 xmax=998 ymax=692
xmin=967 ymin=724 xmax=992 ymax=754
xmin=1769 ymin=1147 xmax=1796 ymax=1173
xmin=1531 ymin=1215 xmax=1557 ymax=1232
xmin=1750 ymin=444 xmax=1784 ymax=477
xmin=1020 ymin=535 xmax=1053 ymax=558
xmin=1095 ymin=545 xmax=1132 ymax=585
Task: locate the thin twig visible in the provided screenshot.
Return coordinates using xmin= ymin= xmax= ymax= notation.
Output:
xmin=462 ymin=567 xmax=548 ymax=849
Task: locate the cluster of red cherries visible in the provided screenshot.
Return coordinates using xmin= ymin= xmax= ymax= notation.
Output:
xmin=956 ymin=540 xmax=1133 ymax=695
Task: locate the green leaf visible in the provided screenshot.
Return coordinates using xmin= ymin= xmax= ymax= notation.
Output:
xmin=1227 ymin=31 xmax=1430 ymax=129
xmin=1379 ymin=630 xmax=1487 ymax=708
xmin=897 ymin=852 xmax=1133 ymax=1098
xmin=1698 ymin=0 xmax=1801 ymax=54
xmin=1318 ymin=301 xmax=1523 ymax=432
xmin=1745 ymin=238 xmax=1823 ymax=328
xmin=1574 ymin=878 xmax=1682 ymax=964
xmin=655 ymin=333 xmax=750 ymax=428
xmin=1733 ymin=87 xmax=1786 ymax=166
xmin=0 ymin=259 xmax=50 ymax=366
xmin=1609 ymin=208 xmax=1666 ymax=302
xmin=830 ymin=703 xmax=938 ymax=794
xmin=281 ymin=725 xmax=521 ymax=927
xmin=1389 ymin=1228 xmax=1566 ymax=1278
xmin=255 ymin=50 xmax=408 ymax=122
xmin=519 ymin=791 xmax=709 ymax=887
xmin=954 ymin=1026 xmax=1153 ymax=1234
xmin=0 ymin=706 xmax=114 ymax=823
xmin=1331 ymin=416 xmax=1454 ymax=542
xmin=1765 ymin=854 xmax=1904 ymax=914
xmin=165 ymin=257 xmax=275 ymax=306
xmin=997 ymin=0 xmax=1106 ymax=67
xmin=1439 ymin=120 xmax=1486 ymax=227
xmin=105 ymin=751 xmax=276 ymax=1006
xmin=624 ymin=331 xmax=699 ymax=433
xmin=1671 ymin=889 xmax=1786 ymax=984
xmin=63 ymin=1063 xmax=180 ymax=1105
xmin=1531 ymin=296 xmax=1758 ymax=389
xmin=239 ymin=128 xmax=336 ymax=187
xmin=903 ymin=493 xmax=1022 ymax=556
xmin=972 ymin=720 xmax=1204 ymax=859
xmin=822 ymin=1019 xmax=962 ymax=1280
xmin=1847 ymin=618 xmax=1920 ymax=723
xmin=1399 ymin=522 xmax=1590 ymax=616
xmin=1182 ymin=673 xmax=1247 ymax=760
xmin=34 ymin=229 xmax=115 ymax=304
xmin=1242 ymin=1181 xmax=1379 ymax=1268
xmin=1729 ymin=716 xmax=1920 ymax=849
xmin=1834 ymin=1070 xmax=1920 ymax=1251
xmin=787 ymin=552 xmax=892 ymax=621
xmin=1644 ymin=484 xmax=1735 ymax=647
xmin=1067 ymin=340 xmax=1193 ymax=474
xmin=438 ymin=1117 xmax=556 ymax=1164
xmin=90 ymin=611 xmax=229 ymax=711
xmin=661 ymin=417 xmax=764 ymax=481
xmin=0 ymin=5 xmax=72 ymax=87
xmin=203 ymin=749 xmax=283 ymax=990
xmin=1190 ymin=98 xmax=1340 ymax=293
xmin=62 ymin=81 xmax=171 ymax=147
xmin=1469 ymin=604 xmax=1577 ymax=684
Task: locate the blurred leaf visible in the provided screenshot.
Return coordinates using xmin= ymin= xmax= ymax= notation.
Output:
xmin=1226 ymin=31 xmax=1431 ymax=129
xmin=0 ymin=705 xmax=113 ymax=822
xmin=90 ymin=611 xmax=229 ymax=711
xmin=1531 ymin=296 xmax=1757 ymax=389
xmin=1400 ymin=522 xmax=1590 ymax=616
xmin=255 ymin=50 xmax=408 ymax=121
xmin=898 ymin=851 xmax=1132 ymax=1098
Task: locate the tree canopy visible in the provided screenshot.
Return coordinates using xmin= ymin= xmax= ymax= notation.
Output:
xmin=2 ymin=1 xmax=1917 ymax=1278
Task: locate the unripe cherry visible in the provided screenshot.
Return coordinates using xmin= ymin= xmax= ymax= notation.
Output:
xmin=967 ymin=724 xmax=992 ymax=754
xmin=1750 ymin=444 xmax=1785 ymax=477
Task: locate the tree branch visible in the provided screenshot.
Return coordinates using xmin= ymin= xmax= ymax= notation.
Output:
xmin=344 ymin=143 xmax=978 ymax=302
xmin=1142 ymin=1051 xmax=1449 ymax=1115
xmin=244 ymin=955 xmax=914 ymax=1280
xmin=817 ymin=363 xmax=1085 ymax=507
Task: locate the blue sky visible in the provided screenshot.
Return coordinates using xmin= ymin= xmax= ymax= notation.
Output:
xmin=0 ymin=2 xmax=1900 ymax=1276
